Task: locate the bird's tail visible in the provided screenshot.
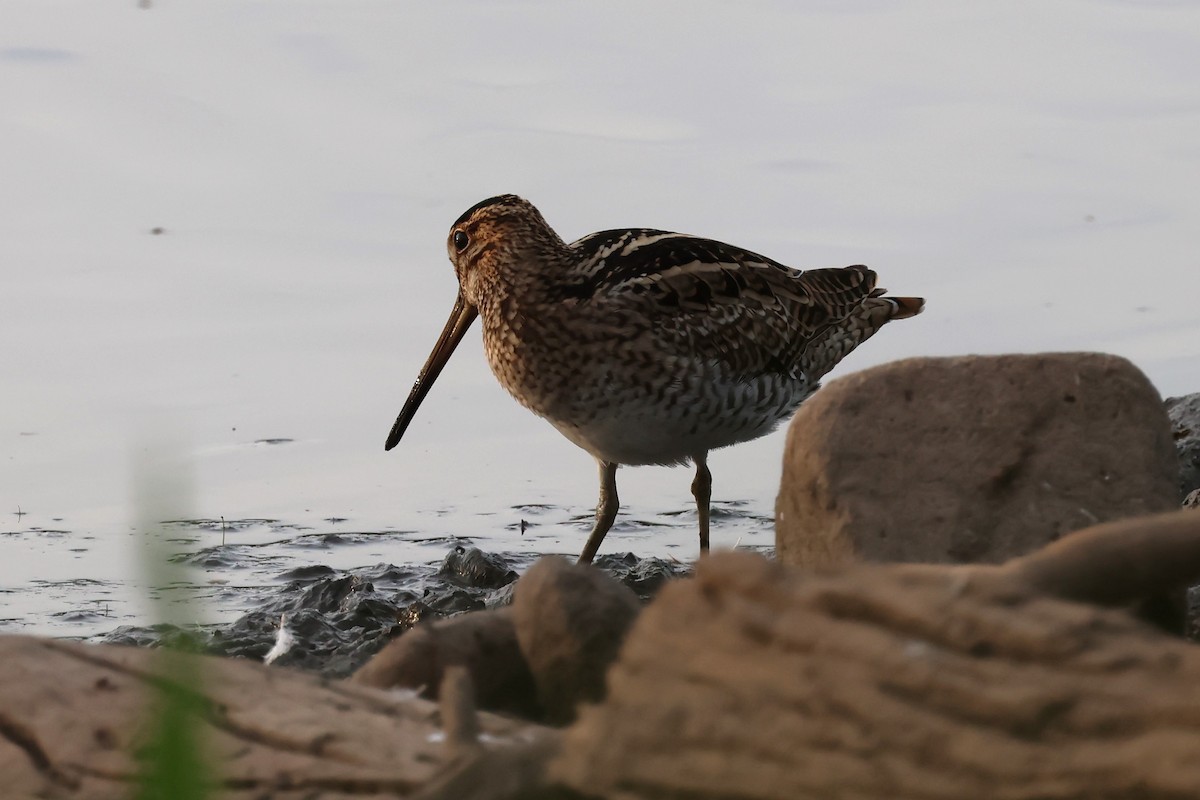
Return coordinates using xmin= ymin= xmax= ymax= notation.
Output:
xmin=881 ymin=294 xmax=925 ymax=320
xmin=803 ymin=292 xmax=925 ymax=381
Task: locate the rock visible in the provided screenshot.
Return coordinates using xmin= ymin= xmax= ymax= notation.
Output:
xmin=552 ymin=515 xmax=1200 ymax=799
xmin=593 ymin=552 xmax=691 ymax=600
xmin=438 ymin=545 xmax=519 ymax=589
xmin=1185 ymin=488 xmax=1200 ymax=509
xmin=350 ymin=607 xmax=540 ymax=718
xmin=485 ymin=553 xmax=687 ymax=612
xmin=776 ymin=353 xmax=1179 ymax=568
xmin=512 ymin=557 xmax=642 ymax=724
xmin=0 ymin=636 xmax=546 ymax=798
xmin=1167 ymin=392 xmax=1200 ymax=499
xmin=484 ymin=581 xmax=518 ymax=608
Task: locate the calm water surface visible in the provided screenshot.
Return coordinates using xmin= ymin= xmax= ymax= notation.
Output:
xmin=2 ymin=1 xmax=1198 ymax=638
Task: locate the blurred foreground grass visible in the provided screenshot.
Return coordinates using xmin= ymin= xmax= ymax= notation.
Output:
xmin=131 ymin=440 xmax=213 ymax=800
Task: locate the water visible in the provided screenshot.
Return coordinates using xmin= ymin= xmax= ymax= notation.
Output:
xmin=1 ymin=1 xmax=1198 ymax=643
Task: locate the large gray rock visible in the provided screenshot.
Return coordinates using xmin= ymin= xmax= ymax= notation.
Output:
xmin=1166 ymin=392 xmax=1200 ymax=500
xmin=776 ymin=353 xmax=1179 ymax=567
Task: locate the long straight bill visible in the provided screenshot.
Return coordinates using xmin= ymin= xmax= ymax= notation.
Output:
xmin=384 ymin=293 xmax=478 ymax=450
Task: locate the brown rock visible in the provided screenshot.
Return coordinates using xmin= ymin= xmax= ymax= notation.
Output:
xmin=512 ymin=557 xmax=642 ymax=724
xmin=350 ymin=607 xmax=540 ymax=718
xmin=776 ymin=353 xmax=1179 ymax=568
xmin=553 ymin=514 xmax=1200 ymax=799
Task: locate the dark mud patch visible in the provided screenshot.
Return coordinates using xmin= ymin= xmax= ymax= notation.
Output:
xmin=93 ymin=546 xmax=693 ymax=678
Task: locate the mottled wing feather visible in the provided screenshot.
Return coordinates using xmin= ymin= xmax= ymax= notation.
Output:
xmin=793 ymin=266 xmax=878 ymax=320
xmin=563 ymin=230 xmax=879 ymax=378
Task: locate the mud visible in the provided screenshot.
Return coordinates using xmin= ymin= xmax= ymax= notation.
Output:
xmin=95 ymin=545 xmax=696 ymax=677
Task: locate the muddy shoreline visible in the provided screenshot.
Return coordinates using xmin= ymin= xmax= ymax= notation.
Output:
xmin=94 ymin=545 xmax=700 ymax=678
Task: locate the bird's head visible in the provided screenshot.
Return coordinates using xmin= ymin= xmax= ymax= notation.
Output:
xmin=385 ymin=194 xmax=561 ymax=451
xmin=445 ymin=193 xmax=564 ymax=306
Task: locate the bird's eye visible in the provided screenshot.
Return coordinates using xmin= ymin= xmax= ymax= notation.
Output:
xmin=453 ymin=230 xmax=469 ymax=252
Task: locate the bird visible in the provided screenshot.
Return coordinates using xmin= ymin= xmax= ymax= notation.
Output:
xmin=385 ymin=195 xmax=923 ymax=564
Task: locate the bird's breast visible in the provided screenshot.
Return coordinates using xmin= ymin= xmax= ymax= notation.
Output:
xmin=478 ymin=306 xmax=815 ymax=464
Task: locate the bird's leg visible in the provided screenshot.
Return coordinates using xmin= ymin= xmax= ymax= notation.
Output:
xmin=578 ymin=460 xmax=619 ymax=565
xmin=691 ymin=452 xmax=712 ymax=555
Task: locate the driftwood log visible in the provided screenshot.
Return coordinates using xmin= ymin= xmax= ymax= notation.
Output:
xmin=0 ymin=636 xmax=553 ymax=799
xmin=552 ymin=510 xmax=1200 ymax=799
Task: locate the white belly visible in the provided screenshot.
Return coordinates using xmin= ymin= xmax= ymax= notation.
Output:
xmin=541 ymin=371 xmax=817 ymax=466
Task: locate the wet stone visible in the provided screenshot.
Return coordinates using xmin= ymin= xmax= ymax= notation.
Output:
xmin=100 ymin=623 xmax=199 ymax=649
xmin=278 ymin=564 xmax=337 ymax=581
xmin=593 ymin=552 xmax=692 ymax=601
xmin=1173 ymin=395 xmax=1200 ymax=637
xmin=296 ymin=574 xmax=376 ymax=613
xmin=1187 ymin=585 xmax=1200 ymax=642
xmin=485 ymin=582 xmax=518 ymax=609
xmin=1168 ymin=393 xmax=1200 ymax=499
xmin=438 ymin=545 xmax=519 ymax=589
xmin=425 ymin=587 xmax=487 ymax=615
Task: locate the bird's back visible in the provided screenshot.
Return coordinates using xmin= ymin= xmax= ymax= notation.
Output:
xmin=560 ymin=229 xmax=917 ymax=381
xmin=489 ymin=228 xmax=922 ymax=465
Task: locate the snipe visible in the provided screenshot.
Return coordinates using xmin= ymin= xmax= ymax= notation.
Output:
xmin=386 ymin=195 xmax=923 ymax=563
